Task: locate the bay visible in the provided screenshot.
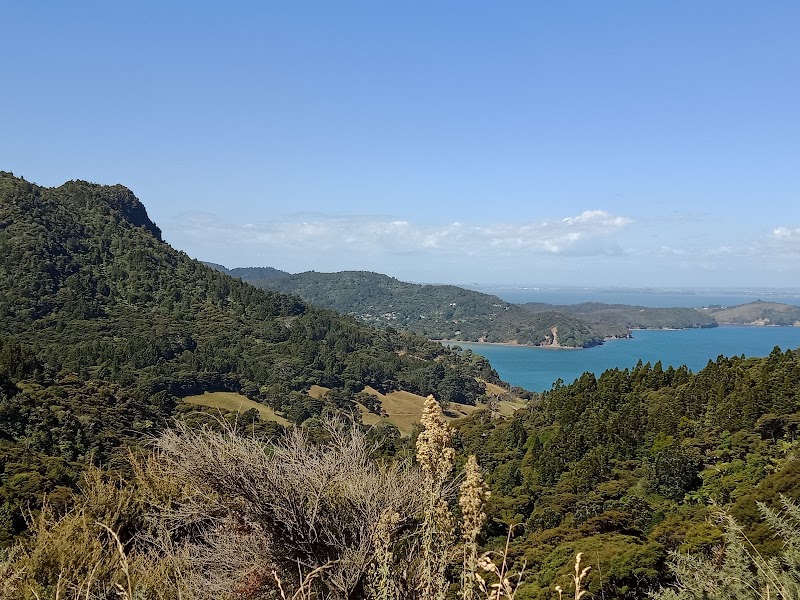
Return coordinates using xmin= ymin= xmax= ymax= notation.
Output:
xmin=457 ymin=326 xmax=800 ymax=392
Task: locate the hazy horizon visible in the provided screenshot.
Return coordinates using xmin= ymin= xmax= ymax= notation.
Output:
xmin=210 ymin=262 xmax=800 ymax=295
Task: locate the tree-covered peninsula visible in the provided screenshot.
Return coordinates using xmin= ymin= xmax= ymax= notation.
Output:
xmin=228 ymin=268 xmax=800 ymax=349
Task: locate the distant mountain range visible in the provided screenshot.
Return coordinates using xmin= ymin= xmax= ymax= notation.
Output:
xmin=208 ymin=265 xmax=800 ymax=347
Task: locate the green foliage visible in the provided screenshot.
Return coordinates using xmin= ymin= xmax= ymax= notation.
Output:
xmin=233 ymin=269 xmax=613 ymax=347
xmin=0 ymin=172 xmax=498 ymax=546
xmin=521 ymin=301 xmax=717 ymax=331
xmin=653 ymin=495 xmax=800 ymax=599
xmin=453 ymin=347 xmax=800 ymax=598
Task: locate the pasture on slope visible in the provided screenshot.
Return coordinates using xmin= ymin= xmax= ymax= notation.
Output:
xmin=184 ymin=392 xmax=291 ymax=426
xmin=184 ymin=382 xmax=526 ymax=436
xmin=358 ymin=385 xmax=527 ymax=435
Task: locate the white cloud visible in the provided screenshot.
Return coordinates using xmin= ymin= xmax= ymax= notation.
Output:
xmin=561 ymin=210 xmax=633 ymax=228
xmin=758 ymin=225 xmax=800 ymax=257
xmin=158 ymin=208 xmax=800 ymax=286
xmin=657 ymin=245 xmax=688 ymax=256
xmin=773 ymin=226 xmax=800 ymax=239
xmin=166 ymin=209 xmax=634 ymax=261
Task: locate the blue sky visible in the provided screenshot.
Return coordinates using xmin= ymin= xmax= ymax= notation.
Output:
xmin=3 ymin=2 xmax=799 ymax=287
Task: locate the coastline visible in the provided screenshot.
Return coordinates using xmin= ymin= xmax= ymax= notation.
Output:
xmin=438 ymin=339 xmax=583 ymax=350
xmin=436 ymin=326 xmax=800 ymax=393
xmin=437 ymin=323 xmax=798 ymax=351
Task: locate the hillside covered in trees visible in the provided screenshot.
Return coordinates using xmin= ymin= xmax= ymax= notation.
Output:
xmin=520 ymin=302 xmax=717 ymax=330
xmin=0 ymin=172 xmax=501 ymax=544
xmin=706 ymin=300 xmax=800 ymax=326
xmin=225 ymin=269 xmax=621 ymax=347
xmin=522 ymin=300 xmax=800 ymax=330
xmin=221 ymin=267 xmax=799 ymax=346
xmin=452 ymin=347 xmax=800 ymax=597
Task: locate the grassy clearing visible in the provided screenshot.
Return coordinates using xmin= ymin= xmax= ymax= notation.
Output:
xmin=482 ymin=380 xmax=509 ymax=397
xmin=496 ymin=399 xmax=528 ymax=416
xmin=183 ymin=391 xmax=290 ymax=426
xmin=308 ymin=384 xmax=330 ymax=399
xmin=358 ymin=387 xmax=430 ymax=434
xmin=479 ymin=380 xmax=528 ymax=415
xmin=358 ymin=386 xmax=527 ymax=435
xmin=183 ymin=386 xmax=524 ymax=435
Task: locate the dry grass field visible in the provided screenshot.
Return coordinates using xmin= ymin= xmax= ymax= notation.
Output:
xmin=308 ymin=384 xmax=330 ymax=399
xmin=357 ymin=386 xmax=527 ymax=435
xmin=184 ymin=391 xmax=291 ymax=426
xmin=184 ymin=386 xmax=525 ymax=435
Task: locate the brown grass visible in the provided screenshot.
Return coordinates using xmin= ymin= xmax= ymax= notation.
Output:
xmin=183 ymin=391 xmax=291 ymax=426
xmin=357 ymin=387 xmax=431 ymax=434
xmin=308 ymin=385 xmax=330 ymax=399
xmin=480 ymin=381 xmax=509 ymax=397
xmin=357 ymin=387 xmax=527 ymax=435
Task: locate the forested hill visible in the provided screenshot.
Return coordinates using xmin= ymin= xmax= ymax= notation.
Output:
xmin=206 ymin=263 xmax=290 ymax=283
xmin=228 ymin=268 xmax=621 ymax=347
xmin=706 ymin=300 xmax=800 ymax=326
xmin=0 ymin=172 xmax=500 ymax=543
xmin=454 ymin=347 xmax=800 ymax=597
xmin=0 ymin=172 xmax=502 ymax=396
xmin=227 ymin=268 xmax=800 ymax=341
xmin=521 ymin=300 xmax=800 ymax=329
xmin=520 ymin=301 xmax=718 ymax=330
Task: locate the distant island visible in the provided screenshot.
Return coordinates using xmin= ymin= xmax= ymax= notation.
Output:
xmin=208 ymin=265 xmax=800 ymax=348
xmin=701 ymin=300 xmax=800 ymax=327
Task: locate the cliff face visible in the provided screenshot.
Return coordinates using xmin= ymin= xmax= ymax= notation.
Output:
xmin=99 ymin=183 xmax=163 ymax=241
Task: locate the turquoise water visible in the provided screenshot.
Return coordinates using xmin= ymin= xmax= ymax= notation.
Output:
xmin=458 ymin=327 xmax=800 ymax=392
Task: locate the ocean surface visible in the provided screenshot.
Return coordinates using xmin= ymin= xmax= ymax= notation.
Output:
xmin=457 ymin=327 xmax=800 ymax=392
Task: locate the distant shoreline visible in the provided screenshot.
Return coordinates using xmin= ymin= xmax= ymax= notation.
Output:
xmin=441 ymin=324 xmax=800 ymax=351
xmin=438 ymin=339 xmax=582 ymax=350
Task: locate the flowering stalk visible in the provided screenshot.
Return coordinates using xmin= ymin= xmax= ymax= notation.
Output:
xmin=460 ymin=454 xmax=490 ymax=600
xmin=416 ymin=395 xmax=455 ymax=600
